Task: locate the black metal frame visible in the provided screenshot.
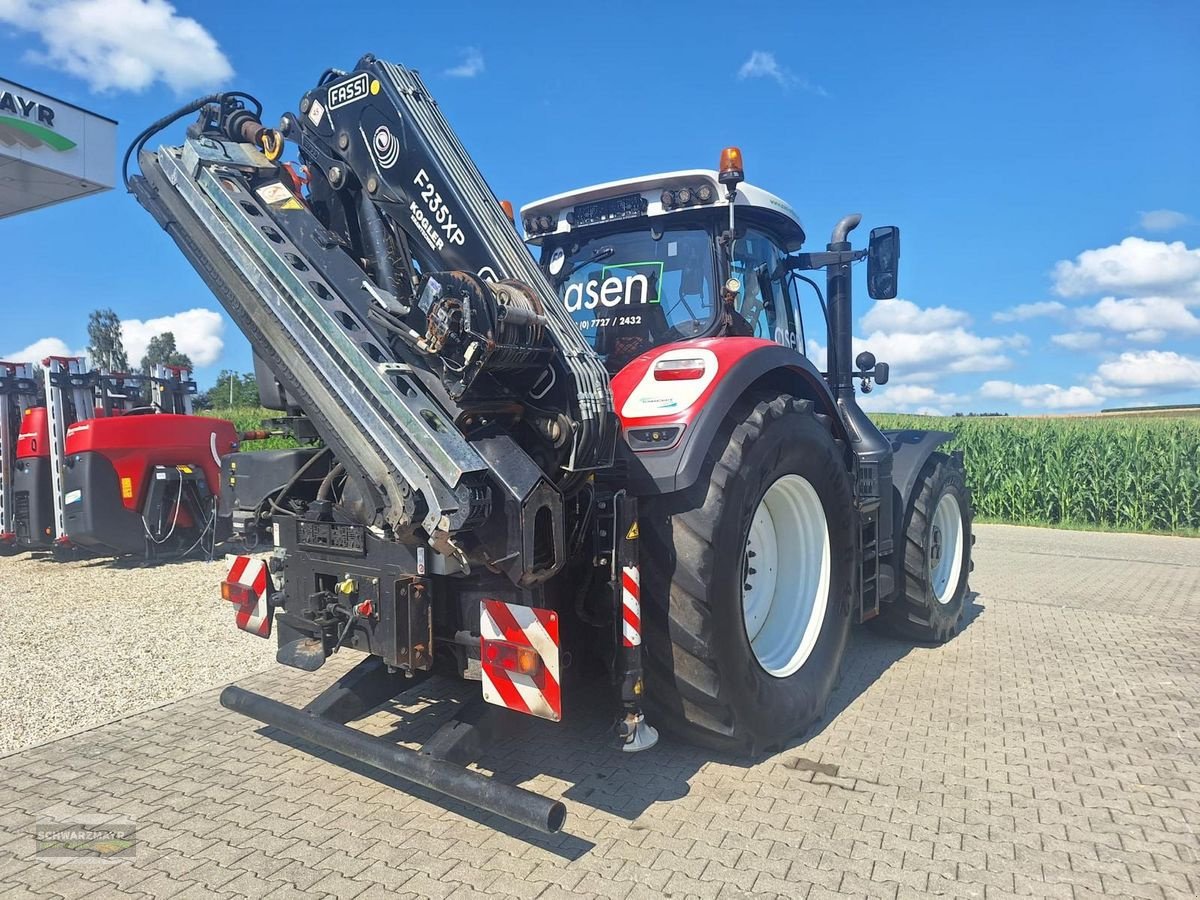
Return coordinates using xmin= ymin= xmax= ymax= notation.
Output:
xmin=221 ymin=679 xmax=566 ymax=833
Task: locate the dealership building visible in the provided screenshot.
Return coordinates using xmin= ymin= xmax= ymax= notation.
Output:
xmin=1 ymin=77 xmax=116 ymax=218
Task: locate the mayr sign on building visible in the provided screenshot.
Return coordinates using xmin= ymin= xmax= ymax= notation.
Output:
xmin=0 ymin=78 xmax=116 ymax=218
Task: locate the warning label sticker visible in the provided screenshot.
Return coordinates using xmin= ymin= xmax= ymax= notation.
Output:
xmin=255 ymin=182 xmax=294 ymax=206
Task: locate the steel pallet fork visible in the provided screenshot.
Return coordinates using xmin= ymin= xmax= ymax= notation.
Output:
xmin=0 ymin=362 xmax=39 ymax=552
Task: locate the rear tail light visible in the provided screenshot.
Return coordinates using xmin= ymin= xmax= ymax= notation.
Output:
xmin=653 ymin=357 xmax=707 ymax=381
xmin=221 ymin=581 xmax=255 ymax=605
xmin=482 ymin=639 xmax=543 ymax=676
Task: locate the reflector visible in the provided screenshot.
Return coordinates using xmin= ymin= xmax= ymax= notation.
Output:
xmin=482 ymin=638 xmax=543 ymax=676
xmin=221 ymin=580 xmax=254 ymax=605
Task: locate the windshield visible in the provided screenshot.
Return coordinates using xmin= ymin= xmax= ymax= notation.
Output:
xmin=543 ymin=226 xmax=717 ymax=371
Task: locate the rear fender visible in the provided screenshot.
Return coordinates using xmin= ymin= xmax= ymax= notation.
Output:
xmin=612 ymin=337 xmax=840 ymax=495
xmin=885 ymin=429 xmax=953 ymax=522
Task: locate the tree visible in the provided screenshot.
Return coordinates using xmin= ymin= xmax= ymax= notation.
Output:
xmin=140 ymin=332 xmax=192 ymax=374
xmin=87 ymin=308 xmax=130 ymax=373
xmin=202 ymin=370 xmax=260 ymax=409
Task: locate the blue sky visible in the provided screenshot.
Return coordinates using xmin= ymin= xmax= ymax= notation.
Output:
xmin=2 ymin=0 xmax=1198 ymax=414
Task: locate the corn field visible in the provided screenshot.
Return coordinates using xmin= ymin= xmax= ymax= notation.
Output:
xmin=873 ymin=414 xmax=1200 ymax=534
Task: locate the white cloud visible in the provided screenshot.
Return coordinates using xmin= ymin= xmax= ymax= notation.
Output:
xmin=444 ymin=47 xmax=484 ymax=78
xmin=805 ymin=338 xmax=827 ymax=371
xmin=861 ymin=298 xmax=969 ymax=333
xmin=122 ymin=308 xmax=225 ymax=367
xmin=1138 ymin=209 xmax=1190 ymax=232
xmin=993 ymin=301 xmax=1066 ymax=322
xmin=857 ymin=383 xmax=967 ymax=417
xmin=738 ymin=50 xmax=788 ymax=84
xmin=1052 ymin=237 xmax=1200 ymax=299
xmin=979 ymin=380 xmax=1104 ymax=410
xmin=736 ymin=50 xmax=826 ymax=95
xmin=1076 ymin=295 xmax=1200 ymax=341
xmin=878 ymin=385 xmax=945 ymax=406
xmin=2 ymin=336 xmax=83 ymax=363
xmin=1095 ymin=350 xmax=1200 ymax=392
xmin=0 ymin=0 xmax=233 ymax=93
xmin=1050 ymin=331 xmax=1103 ymax=351
xmin=855 ymin=297 xmax=1023 ymax=382
xmin=855 ymin=329 xmax=1016 ymax=382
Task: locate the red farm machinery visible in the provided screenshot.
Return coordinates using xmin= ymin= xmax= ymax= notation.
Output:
xmin=0 ymin=357 xmax=237 ymax=558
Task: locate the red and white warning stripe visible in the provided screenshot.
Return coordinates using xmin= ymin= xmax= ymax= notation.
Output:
xmin=480 ymin=600 xmax=561 ymax=722
xmin=225 ymin=555 xmax=271 ymax=638
xmin=621 ymin=565 xmax=641 ymax=648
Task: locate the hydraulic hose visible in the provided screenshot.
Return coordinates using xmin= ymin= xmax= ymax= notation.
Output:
xmin=317 ymin=463 xmax=346 ymax=501
xmin=122 ymin=91 xmax=264 ymax=189
xmin=358 ymin=192 xmax=399 ymax=300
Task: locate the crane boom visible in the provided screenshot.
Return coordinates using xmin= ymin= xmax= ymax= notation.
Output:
xmin=130 ymin=55 xmax=614 ymax=577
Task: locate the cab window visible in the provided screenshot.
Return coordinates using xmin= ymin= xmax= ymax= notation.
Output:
xmin=785 ymin=265 xmax=829 ymax=365
xmin=730 ymin=229 xmax=788 ymax=343
xmin=548 ymin=226 xmax=717 ymax=372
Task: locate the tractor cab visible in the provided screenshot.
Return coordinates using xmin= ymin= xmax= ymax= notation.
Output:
xmin=522 ymin=155 xmax=812 ymax=373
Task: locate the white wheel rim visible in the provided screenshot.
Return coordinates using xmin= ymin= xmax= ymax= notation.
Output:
xmin=930 ymin=492 xmax=965 ymax=605
xmin=741 ymin=474 xmax=830 ymax=678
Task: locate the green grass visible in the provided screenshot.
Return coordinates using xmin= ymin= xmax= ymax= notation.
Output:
xmin=199 ymin=406 xmax=301 ymax=451
xmin=872 ymin=413 xmax=1200 ymax=535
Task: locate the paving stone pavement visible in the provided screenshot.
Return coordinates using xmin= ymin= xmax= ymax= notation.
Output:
xmin=0 ymin=523 xmax=1197 ymax=899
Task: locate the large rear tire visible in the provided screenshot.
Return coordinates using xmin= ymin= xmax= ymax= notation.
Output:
xmin=640 ymin=392 xmax=855 ymax=753
xmin=875 ymin=451 xmax=973 ymax=643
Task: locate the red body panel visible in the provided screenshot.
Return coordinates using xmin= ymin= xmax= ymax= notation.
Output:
xmin=64 ymin=415 xmax=237 ymax=509
xmin=16 ymin=408 xmax=49 ymax=459
xmin=610 ymin=336 xmax=779 ymax=430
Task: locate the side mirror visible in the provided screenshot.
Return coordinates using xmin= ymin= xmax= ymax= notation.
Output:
xmin=867 ymin=226 xmax=900 ymax=300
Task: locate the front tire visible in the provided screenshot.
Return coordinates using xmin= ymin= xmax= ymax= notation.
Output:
xmin=640 ymin=392 xmax=855 ymax=753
